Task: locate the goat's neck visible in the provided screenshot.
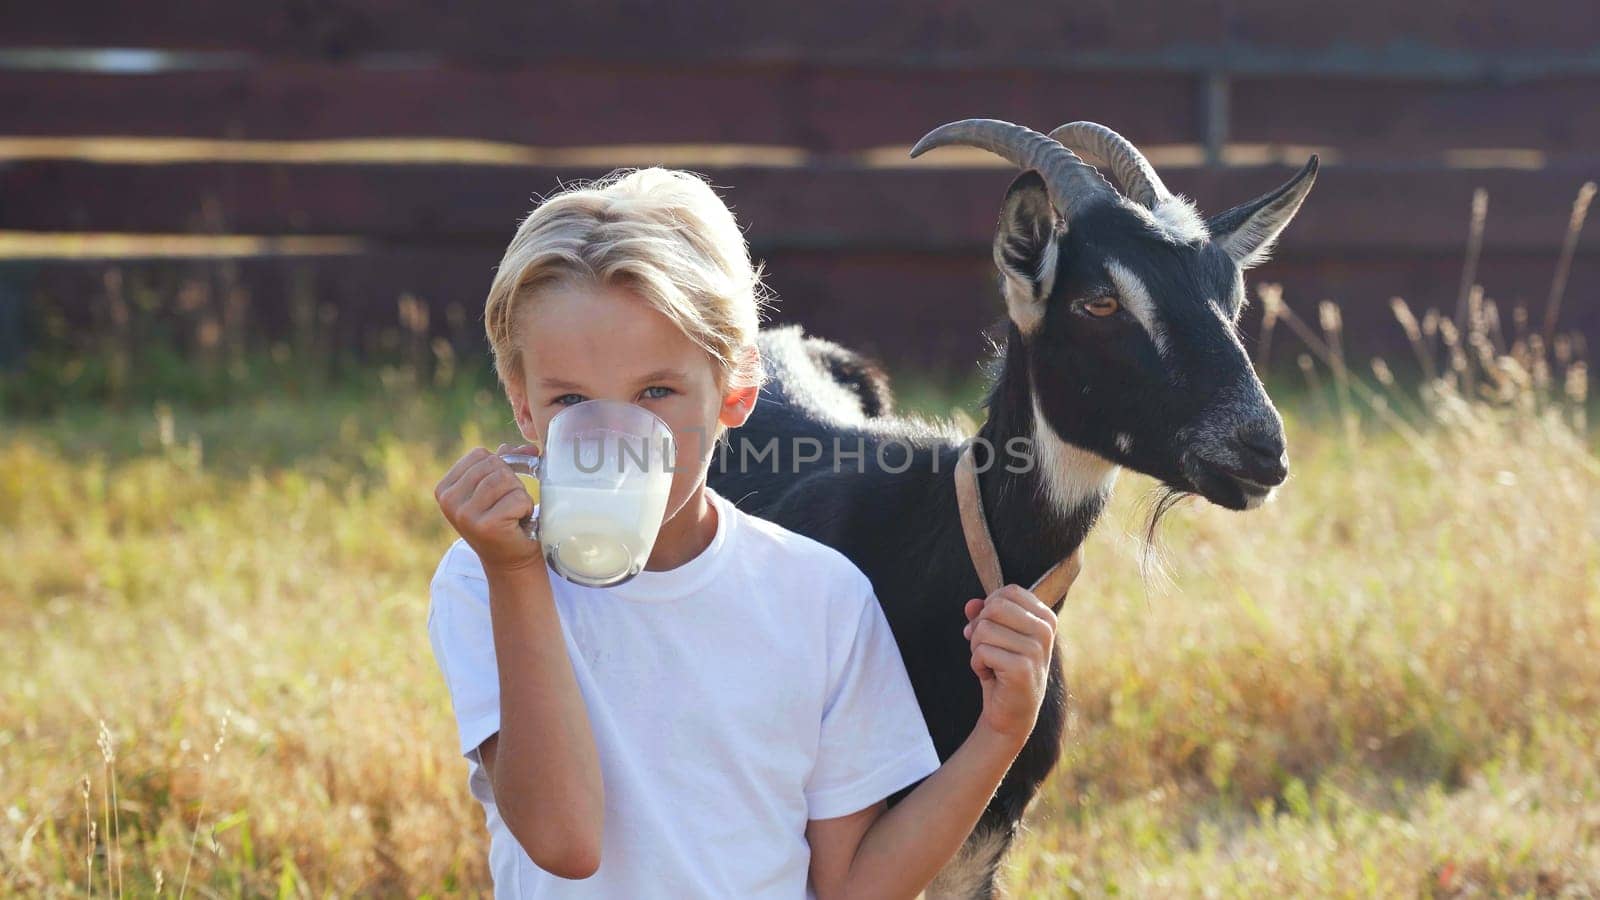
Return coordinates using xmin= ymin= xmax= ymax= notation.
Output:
xmin=971 ymin=324 xmax=1116 ymax=586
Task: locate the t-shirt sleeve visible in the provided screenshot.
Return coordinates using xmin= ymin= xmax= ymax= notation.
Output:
xmin=804 ymin=574 xmax=942 ymax=821
xmin=426 ymin=543 xmax=501 ymax=763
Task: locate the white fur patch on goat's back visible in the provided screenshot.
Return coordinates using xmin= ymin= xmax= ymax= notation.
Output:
xmin=1030 ymin=391 xmax=1118 ymax=512
xmin=1104 ymin=258 xmax=1169 ymax=357
xmin=756 ymin=325 xmax=871 ymax=426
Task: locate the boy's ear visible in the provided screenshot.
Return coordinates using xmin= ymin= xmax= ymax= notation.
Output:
xmin=716 ymin=344 xmax=761 ymax=430
xmin=718 ymin=383 xmax=759 ymax=430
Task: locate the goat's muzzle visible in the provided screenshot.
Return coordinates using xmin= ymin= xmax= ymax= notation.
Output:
xmin=1179 ymin=419 xmax=1289 ymax=511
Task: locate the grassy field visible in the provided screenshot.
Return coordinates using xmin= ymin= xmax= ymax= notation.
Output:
xmin=2 ymin=308 xmax=1598 ymax=897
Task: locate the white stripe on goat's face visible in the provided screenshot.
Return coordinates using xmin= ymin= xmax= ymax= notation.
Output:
xmin=1207 ymin=297 xmax=1247 ymax=341
xmin=1104 ymin=258 xmax=1169 ymax=357
xmin=1030 ymin=385 xmax=1118 ymax=514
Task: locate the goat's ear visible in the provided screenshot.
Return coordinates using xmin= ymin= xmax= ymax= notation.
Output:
xmin=1207 ymin=155 xmax=1319 ymax=269
xmin=993 ymin=170 xmax=1061 ymax=333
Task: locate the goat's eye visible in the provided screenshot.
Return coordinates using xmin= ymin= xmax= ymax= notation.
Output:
xmin=1083 ymin=296 xmax=1121 ymax=318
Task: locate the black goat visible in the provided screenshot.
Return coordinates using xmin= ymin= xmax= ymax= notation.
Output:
xmin=707 ymin=119 xmax=1318 ymax=898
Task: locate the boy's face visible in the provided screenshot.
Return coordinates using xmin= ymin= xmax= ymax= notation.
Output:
xmin=505 ymin=280 xmax=758 ymax=523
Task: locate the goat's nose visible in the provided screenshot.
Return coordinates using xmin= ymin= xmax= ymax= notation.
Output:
xmin=1235 ymin=422 xmax=1288 ymax=483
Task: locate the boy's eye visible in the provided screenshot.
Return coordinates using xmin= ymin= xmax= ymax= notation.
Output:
xmin=553 ymin=388 xmax=671 ymax=405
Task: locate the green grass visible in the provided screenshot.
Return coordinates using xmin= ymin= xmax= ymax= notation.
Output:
xmin=2 ymin=333 xmax=1597 ymax=896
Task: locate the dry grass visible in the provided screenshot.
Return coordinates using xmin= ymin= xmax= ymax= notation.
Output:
xmin=4 ymin=390 xmax=1595 ymax=897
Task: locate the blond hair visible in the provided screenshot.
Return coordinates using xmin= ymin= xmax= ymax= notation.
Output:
xmin=484 ymin=168 xmax=770 ymax=396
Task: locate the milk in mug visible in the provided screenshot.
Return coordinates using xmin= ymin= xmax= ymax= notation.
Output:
xmin=537 ymin=480 xmax=672 ymax=582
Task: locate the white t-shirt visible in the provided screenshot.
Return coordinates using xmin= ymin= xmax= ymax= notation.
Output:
xmin=427 ymin=484 xmax=941 ymax=899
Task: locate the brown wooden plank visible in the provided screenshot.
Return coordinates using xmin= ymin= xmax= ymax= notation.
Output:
xmin=0 ymin=66 xmax=1197 ymax=149
xmin=4 ymin=161 xmax=1597 ymax=256
xmin=4 ymin=0 xmax=1594 ymax=65
xmin=7 ymin=65 xmax=1596 ymax=161
xmin=1230 ymin=75 xmax=1600 ymax=160
xmin=9 ymin=248 xmax=1597 ymax=374
xmin=0 ymin=1 xmax=1225 ymax=63
xmin=1224 ymin=0 xmax=1600 ymax=58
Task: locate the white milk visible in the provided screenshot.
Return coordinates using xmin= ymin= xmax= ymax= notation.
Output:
xmin=538 ymin=481 xmax=671 ymax=584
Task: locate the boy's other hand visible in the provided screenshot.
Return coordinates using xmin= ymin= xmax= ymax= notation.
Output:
xmin=435 ymin=444 xmax=542 ymax=574
xmin=961 ymin=585 xmax=1057 ymax=745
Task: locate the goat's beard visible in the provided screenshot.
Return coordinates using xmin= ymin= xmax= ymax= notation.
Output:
xmin=1134 ymin=484 xmax=1194 ymax=589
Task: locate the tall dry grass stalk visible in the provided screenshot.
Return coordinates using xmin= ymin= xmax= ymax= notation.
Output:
xmin=1255 ymin=283 xmax=1282 ymax=369
xmin=80 ymin=775 xmax=93 ymax=897
xmin=178 ymin=712 xmax=230 ymax=900
xmin=1543 ymin=181 xmax=1597 ymax=342
xmin=1455 ymin=187 xmax=1489 ymax=334
xmin=96 ymin=721 xmax=123 ymax=899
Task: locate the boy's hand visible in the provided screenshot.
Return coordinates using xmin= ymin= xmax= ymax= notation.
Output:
xmin=962 ymin=584 xmax=1057 ymax=745
xmin=435 ymin=444 xmax=542 ymax=575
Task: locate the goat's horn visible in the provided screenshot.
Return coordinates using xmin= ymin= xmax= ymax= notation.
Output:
xmin=910 ymin=118 xmax=1115 ymax=221
xmin=1047 ymin=121 xmax=1169 ymax=209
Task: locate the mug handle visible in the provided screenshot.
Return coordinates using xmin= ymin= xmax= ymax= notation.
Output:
xmin=499 ymin=453 xmax=543 ymax=541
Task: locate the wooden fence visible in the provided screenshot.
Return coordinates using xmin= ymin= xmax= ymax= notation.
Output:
xmin=2 ymin=1 xmax=1597 ymax=371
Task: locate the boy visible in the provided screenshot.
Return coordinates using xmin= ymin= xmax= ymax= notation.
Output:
xmin=429 ymin=168 xmax=1059 ymax=898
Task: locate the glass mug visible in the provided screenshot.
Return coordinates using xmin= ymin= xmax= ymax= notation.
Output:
xmin=499 ymin=399 xmax=677 ymax=588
